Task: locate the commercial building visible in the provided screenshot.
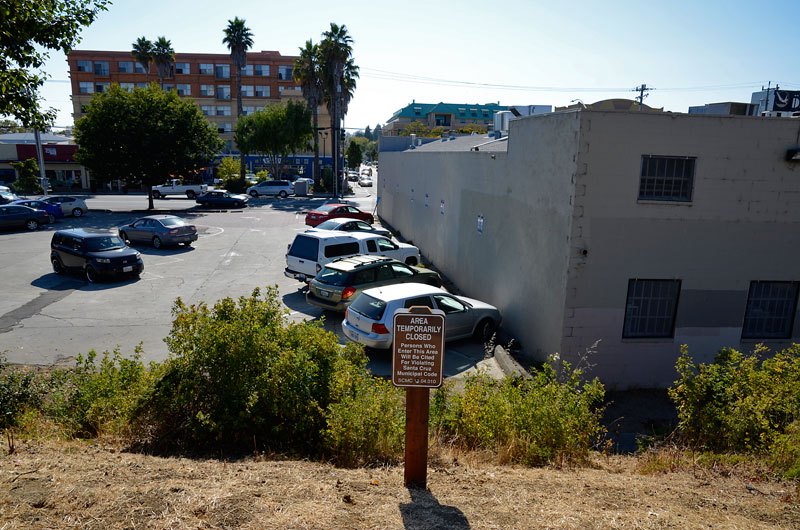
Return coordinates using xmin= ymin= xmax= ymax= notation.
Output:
xmin=0 ymin=132 xmax=87 ymax=190
xmin=383 ymin=101 xmax=510 ymax=136
xmin=377 ymin=110 xmax=800 ymax=389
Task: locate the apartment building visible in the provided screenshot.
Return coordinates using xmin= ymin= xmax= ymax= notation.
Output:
xmin=67 ymin=49 xmax=319 ymax=154
xmin=383 ymin=101 xmax=508 ymax=136
xmin=377 ymin=110 xmax=800 ymax=389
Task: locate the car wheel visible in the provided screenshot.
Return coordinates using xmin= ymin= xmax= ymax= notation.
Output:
xmin=85 ymin=265 xmax=98 ymax=283
xmin=25 ymin=219 xmax=39 ymax=230
xmin=152 ymin=191 xmax=161 ymax=199
xmin=367 ymin=216 xmax=375 ymax=224
xmin=279 ymin=190 xmax=287 ymax=198
xmin=405 ymin=257 xmax=418 ymax=266
xmin=47 ymin=214 xmax=56 ymax=224
xmin=152 ymin=236 xmax=162 ymax=249
xmin=72 ymin=208 xmax=83 ymax=217
xmin=186 ymin=190 xmax=196 ymax=199
xmin=52 ymin=257 xmax=64 ymax=274
xmin=234 ymin=201 xmax=241 ymax=208
xmin=119 ymin=231 xmax=129 ymax=244
xmin=474 ymin=318 xmax=496 ymax=342
xmin=250 ymin=190 xmax=258 ymax=198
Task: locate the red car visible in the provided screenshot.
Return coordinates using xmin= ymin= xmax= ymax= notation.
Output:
xmin=305 ymin=203 xmax=375 ymax=227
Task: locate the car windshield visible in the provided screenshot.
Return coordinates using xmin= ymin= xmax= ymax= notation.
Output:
xmin=316 ymin=267 xmax=351 ymax=286
xmin=315 ymin=204 xmax=337 ymax=213
xmin=86 ymin=236 xmax=126 ymax=251
xmin=349 ymin=293 xmax=386 ymax=320
xmin=315 ymin=220 xmax=341 ymax=230
xmin=159 ymin=217 xmax=185 ymax=227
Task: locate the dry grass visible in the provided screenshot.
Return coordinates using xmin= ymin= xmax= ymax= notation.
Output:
xmin=1 ymin=438 xmax=798 ymax=529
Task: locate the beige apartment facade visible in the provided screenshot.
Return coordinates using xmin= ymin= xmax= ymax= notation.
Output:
xmin=67 ymin=50 xmax=329 ymax=153
xmin=377 ymin=110 xmax=800 ymax=388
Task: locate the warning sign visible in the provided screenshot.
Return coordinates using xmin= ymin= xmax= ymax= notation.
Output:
xmin=392 ymin=308 xmax=445 ymax=388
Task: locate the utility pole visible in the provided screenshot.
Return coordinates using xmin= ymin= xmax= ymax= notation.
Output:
xmin=632 ymin=84 xmax=653 ymax=111
xmin=33 ymin=129 xmax=48 ymax=197
xmin=762 ymin=81 xmax=772 ymax=115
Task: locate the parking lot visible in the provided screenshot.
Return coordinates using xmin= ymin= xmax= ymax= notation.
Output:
xmin=0 ymin=186 xmax=493 ymax=379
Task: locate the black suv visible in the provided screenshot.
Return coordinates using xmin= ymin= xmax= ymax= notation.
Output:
xmin=51 ymin=228 xmax=144 ymax=282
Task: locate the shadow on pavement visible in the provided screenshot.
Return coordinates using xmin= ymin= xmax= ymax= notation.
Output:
xmin=400 ymin=487 xmax=470 ymax=530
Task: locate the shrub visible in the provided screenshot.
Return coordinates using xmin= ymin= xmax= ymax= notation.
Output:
xmin=431 ymin=355 xmax=605 ymax=466
xmin=9 ymin=158 xmax=43 ymax=195
xmin=0 ymin=355 xmax=43 ymax=433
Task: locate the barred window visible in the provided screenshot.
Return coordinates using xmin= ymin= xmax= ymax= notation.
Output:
xmin=639 ymin=155 xmax=695 ymax=202
xmin=742 ymin=281 xmax=799 ymax=339
xmin=623 ymin=279 xmax=681 ymax=338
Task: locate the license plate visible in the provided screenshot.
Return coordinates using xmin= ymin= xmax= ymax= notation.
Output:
xmin=319 ymin=290 xmax=330 ymax=298
xmin=123 ymin=266 xmax=133 ymax=272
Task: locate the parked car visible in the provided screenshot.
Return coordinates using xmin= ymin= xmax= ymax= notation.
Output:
xmin=11 ymin=199 xmax=63 ymax=223
xmin=41 ymin=195 xmax=88 ymax=217
xmin=342 ymin=283 xmax=501 ymax=350
xmin=308 ymin=217 xmax=391 ymax=238
xmin=0 ymin=191 xmax=22 ymax=205
xmin=0 ymin=185 xmax=10 ymax=192
xmin=347 ymin=170 xmax=359 ymax=182
xmin=247 ymin=180 xmax=295 ymax=198
xmin=50 ymin=228 xmax=144 ymax=282
xmin=0 ymin=204 xmax=52 ymax=230
xmin=358 ymin=176 xmax=373 ymax=187
xmin=195 ymin=190 xmax=249 ymax=208
xmin=305 ymin=203 xmax=374 ymax=227
xmin=119 ymin=215 xmax=198 ymax=248
xmin=307 ymin=255 xmax=441 ymax=312
xmin=361 ymin=167 xmax=372 ymax=176
xmin=285 ymin=230 xmax=421 ymax=283
xmin=151 ymin=179 xmax=208 ymax=199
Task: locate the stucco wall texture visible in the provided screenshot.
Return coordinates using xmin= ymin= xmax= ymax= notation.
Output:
xmin=379 ymin=110 xmax=800 ymax=389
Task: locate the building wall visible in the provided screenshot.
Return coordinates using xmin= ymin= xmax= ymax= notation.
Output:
xmin=378 ymin=111 xmax=581 ymax=360
xmin=563 ymin=111 xmax=800 ymax=388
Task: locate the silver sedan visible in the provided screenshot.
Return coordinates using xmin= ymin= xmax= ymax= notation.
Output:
xmin=118 ymin=215 xmax=198 ymax=248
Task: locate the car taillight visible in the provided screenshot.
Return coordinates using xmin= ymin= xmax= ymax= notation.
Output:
xmin=372 ymin=323 xmax=389 ymax=334
xmin=168 ymin=228 xmax=178 ymax=235
xmin=189 ymin=225 xmax=197 ymax=232
xmin=345 ymin=308 xmax=348 ymax=319
xmin=342 ymin=286 xmax=356 ymax=299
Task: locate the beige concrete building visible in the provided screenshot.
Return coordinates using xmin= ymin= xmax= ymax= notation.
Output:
xmin=377 ymin=110 xmax=800 ymax=388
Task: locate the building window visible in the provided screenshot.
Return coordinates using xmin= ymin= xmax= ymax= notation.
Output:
xmin=639 ymin=155 xmax=696 ymax=202
xmin=217 ymin=122 xmax=232 ymax=133
xmin=255 ymin=85 xmax=269 ymax=97
xmin=118 ymin=61 xmax=134 ymax=73
xmin=216 ymin=85 xmax=231 ymax=100
xmin=119 ymin=82 xmax=134 ymax=93
xmin=162 ymin=84 xmax=174 ymax=92
xmin=93 ymin=61 xmax=109 ymax=76
xmin=277 ymin=65 xmax=293 ymax=80
xmin=215 ymin=64 xmax=230 ymax=79
xmin=176 ymin=84 xmax=191 ymax=96
xmin=77 ymin=60 xmax=92 ymax=72
xmin=458 ymin=108 xmax=466 ymax=115
xmin=199 ymin=63 xmax=213 ymax=75
xmin=413 ymin=106 xmax=421 ymax=116
xmin=742 ymin=281 xmax=799 ymax=339
xmin=79 ymin=82 xmax=94 ymax=94
xmin=135 ymin=82 xmax=147 ymax=89
xmin=80 ymin=104 xmax=88 ymax=113
xmin=278 ymin=86 xmax=286 ymax=94
xmin=95 ymin=82 xmax=110 ymax=93
xmin=254 ymin=64 xmax=269 ymax=76
xmin=175 ymin=62 xmax=190 ymax=74
xmin=483 ymin=110 xmax=489 ymax=117
xmin=200 ymin=105 xmax=214 ymax=116
xmin=470 ymin=109 xmax=477 ymax=117
xmin=242 ymin=106 xmax=255 ymax=116
xmin=135 ymin=62 xmax=147 ymax=74
xmin=623 ymin=279 xmax=681 ymax=339
xmin=199 ymin=84 xmax=214 ymax=97
xmin=241 ymin=85 xmax=254 ymax=97
xmin=216 ymin=105 xmax=231 ymax=116
xmin=240 ymin=65 xmax=253 ymax=76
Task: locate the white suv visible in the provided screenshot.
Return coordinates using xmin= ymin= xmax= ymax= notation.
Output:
xmin=247 ymin=180 xmax=294 ymax=198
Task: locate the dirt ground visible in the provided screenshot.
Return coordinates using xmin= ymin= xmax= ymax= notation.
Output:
xmin=1 ymin=439 xmax=798 ymax=530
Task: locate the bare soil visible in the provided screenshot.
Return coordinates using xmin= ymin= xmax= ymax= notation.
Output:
xmin=1 ymin=439 xmax=797 ymax=529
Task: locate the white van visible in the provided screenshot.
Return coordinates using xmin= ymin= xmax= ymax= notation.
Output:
xmin=285 ymin=230 xmax=421 ymax=283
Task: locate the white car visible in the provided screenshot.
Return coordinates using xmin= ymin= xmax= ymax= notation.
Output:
xmin=247 ymin=180 xmax=295 ymax=198
xmin=342 ymin=283 xmax=501 ymax=350
xmin=41 ymin=195 xmax=88 ymax=217
xmin=307 ymin=217 xmax=391 ymax=238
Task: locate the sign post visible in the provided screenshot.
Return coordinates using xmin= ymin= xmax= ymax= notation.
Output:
xmin=392 ymin=306 xmax=445 ymax=488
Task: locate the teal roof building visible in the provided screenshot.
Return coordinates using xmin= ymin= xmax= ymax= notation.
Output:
xmin=384 ymin=100 xmax=508 ymax=135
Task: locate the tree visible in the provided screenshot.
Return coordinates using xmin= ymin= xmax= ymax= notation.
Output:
xmin=9 ymin=159 xmax=43 ymax=194
xmin=235 ymin=101 xmax=312 ymax=180
xmin=363 ymin=125 xmax=372 ymax=141
xmin=74 ymin=84 xmax=223 ymax=209
xmin=456 ymin=123 xmax=488 ymax=134
xmin=0 ymin=0 xmax=110 ymax=128
xmin=345 ymin=140 xmax=362 ymax=170
xmin=373 ymin=123 xmax=382 ymax=138
xmin=152 ymin=37 xmax=175 ymax=86
xmin=131 ymin=37 xmax=153 ymax=84
xmin=400 ymin=120 xmax=432 ymax=137
xmin=0 ymin=119 xmax=26 ymax=133
xmin=294 ymin=40 xmax=324 ymax=189
xmin=222 ymin=16 xmax=254 ymax=184
xmin=216 ymin=156 xmax=240 ymax=189
xmin=365 ymin=140 xmax=378 ymax=162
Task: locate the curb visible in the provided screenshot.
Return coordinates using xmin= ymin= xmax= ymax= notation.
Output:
xmin=493 ymin=345 xmax=531 ymax=378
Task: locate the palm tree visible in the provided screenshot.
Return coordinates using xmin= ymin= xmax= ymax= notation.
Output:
xmin=222 ymin=17 xmax=254 ymax=183
xmin=131 ymin=37 xmax=153 ymax=84
xmin=294 ymin=40 xmax=324 ymax=188
xmin=152 ymin=37 xmax=175 ymax=87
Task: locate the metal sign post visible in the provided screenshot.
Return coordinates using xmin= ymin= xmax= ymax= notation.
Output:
xmin=392 ymin=306 xmax=445 ymax=488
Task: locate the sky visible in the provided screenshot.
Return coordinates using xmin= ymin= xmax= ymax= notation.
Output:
xmin=36 ymin=0 xmax=800 ymax=131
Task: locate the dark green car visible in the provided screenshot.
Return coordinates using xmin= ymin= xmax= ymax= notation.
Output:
xmin=306 ymin=255 xmax=441 ymax=312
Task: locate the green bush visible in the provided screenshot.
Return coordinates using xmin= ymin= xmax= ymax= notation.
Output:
xmin=0 ymin=355 xmax=43 ymax=432
xmin=9 ymin=158 xmax=43 ymax=195
xmin=431 ymin=355 xmax=605 ymax=466
xmin=669 ymin=344 xmax=800 ymax=454
xmin=222 ymin=177 xmax=247 ymax=193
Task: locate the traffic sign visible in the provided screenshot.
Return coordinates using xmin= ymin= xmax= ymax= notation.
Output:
xmin=392 ymin=307 xmax=445 ymax=388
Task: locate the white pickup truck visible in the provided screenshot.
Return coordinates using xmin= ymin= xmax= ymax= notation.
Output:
xmin=151 ymin=179 xmax=208 ymax=199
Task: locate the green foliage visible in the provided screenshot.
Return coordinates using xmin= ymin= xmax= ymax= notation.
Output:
xmin=255 ymin=170 xmax=270 ymax=182
xmin=669 ymin=344 xmax=800 ymax=462
xmin=455 ymin=123 xmax=488 ymax=134
xmin=9 ymin=158 xmax=43 ymax=194
xmin=152 ymin=37 xmax=175 ymax=84
xmin=74 ymin=84 xmax=223 ymax=201
xmin=365 ymin=140 xmax=378 ymax=161
xmin=345 ymin=139 xmax=363 ymax=170
xmin=131 ymin=37 xmax=153 ymax=82
xmin=216 ymin=157 xmax=239 ymax=181
xmin=400 ymin=120 xmax=436 ymax=137
xmin=0 ymin=355 xmax=43 ymax=432
xmin=0 ymin=119 xmax=26 ymax=133
xmin=431 ymin=356 xmax=606 ymax=466
xmin=0 ymin=0 xmax=110 ymax=128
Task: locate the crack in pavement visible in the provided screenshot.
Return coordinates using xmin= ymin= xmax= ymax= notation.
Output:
xmin=0 ymin=288 xmax=78 ymax=333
